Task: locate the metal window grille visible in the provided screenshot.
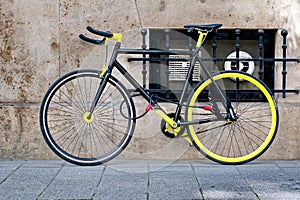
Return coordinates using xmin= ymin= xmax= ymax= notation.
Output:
xmin=125 ymin=28 xmax=300 ymax=98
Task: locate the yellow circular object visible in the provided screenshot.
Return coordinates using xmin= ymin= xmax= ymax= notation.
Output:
xmin=82 ymin=112 xmax=95 ymax=123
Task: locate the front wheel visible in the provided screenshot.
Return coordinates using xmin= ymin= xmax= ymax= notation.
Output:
xmin=40 ymin=69 xmax=136 ymax=166
xmin=185 ymin=71 xmax=279 ymax=165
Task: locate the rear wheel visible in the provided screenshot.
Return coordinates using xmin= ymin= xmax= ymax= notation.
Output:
xmin=186 ymin=71 xmax=279 ymax=165
xmin=40 ymin=69 xmax=136 ymax=166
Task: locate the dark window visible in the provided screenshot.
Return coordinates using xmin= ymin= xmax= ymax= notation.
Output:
xmin=148 ymin=28 xmax=277 ymax=100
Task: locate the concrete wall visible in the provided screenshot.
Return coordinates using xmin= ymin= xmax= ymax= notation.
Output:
xmin=0 ymin=0 xmax=299 ymax=160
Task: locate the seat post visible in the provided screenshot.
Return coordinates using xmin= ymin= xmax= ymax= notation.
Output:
xmin=196 ymin=31 xmax=207 ymax=47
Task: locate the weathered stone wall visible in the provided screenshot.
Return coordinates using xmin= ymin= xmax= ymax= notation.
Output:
xmin=0 ymin=0 xmax=299 ymax=160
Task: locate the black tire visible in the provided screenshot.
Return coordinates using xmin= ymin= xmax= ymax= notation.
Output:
xmin=40 ymin=69 xmax=136 ymax=166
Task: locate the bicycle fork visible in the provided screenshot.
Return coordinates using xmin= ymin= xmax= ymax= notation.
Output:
xmin=86 ymin=69 xmax=111 ymax=120
xmin=86 ymin=43 xmax=121 ymax=120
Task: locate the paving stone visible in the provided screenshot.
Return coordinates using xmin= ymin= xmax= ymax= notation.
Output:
xmin=94 ymin=167 xmax=148 ymax=200
xmin=0 ymin=167 xmax=59 ymax=199
xmin=237 ymin=163 xmax=300 ymax=199
xmin=149 ymin=165 xmax=201 ymax=199
xmin=194 ymin=165 xmax=256 ymax=200
xmin=39 ymin=166 xmax=104 ymax=199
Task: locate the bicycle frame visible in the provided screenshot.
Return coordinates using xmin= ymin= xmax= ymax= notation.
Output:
xmin=88 ymin=30 xmax=235 ymax=130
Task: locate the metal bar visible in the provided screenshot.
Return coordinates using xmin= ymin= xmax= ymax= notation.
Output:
xmin=272 ymin=89 xmax=299 ymax=94
xmin=281 ymin=29 xmax=288 ymax=98
xmin=118 ymin=48 xmax=192 ymax=55
xmin=141 ymin=29 xmax=147 ymax=88
xmin=187 ymin=28 xmax=193 ymax=51
xmin=130 ymin=88 xmax=299 ymax=94
xmin=235 ymin=29 xmax=241 ymax=70
xmin=128 ymin=57 xmax=300 ymax=63
xmin=187 ymin=29 xmax=194 ymax=85
xmin=212 ymin=29 xmax=217 ymax=73
xmin=258 ymin=29 xmax=264 ymax=80
xmin=165 ymin=29 xmax=170 ymax=89
xmin=235 ymin=29 xmax=241 ymax=90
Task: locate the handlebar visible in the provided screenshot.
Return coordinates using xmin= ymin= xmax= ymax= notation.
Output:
xmin=79 ymin=34 xmax=105 ymax=45
xmin=79 ymin=26 xmax=114 ymax=45
xmin=86 ymin=26 xmax=113 ymax=38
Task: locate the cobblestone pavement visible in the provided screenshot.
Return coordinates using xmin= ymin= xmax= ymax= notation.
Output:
xmin=0 ymin=159 xmax=299 ymax=199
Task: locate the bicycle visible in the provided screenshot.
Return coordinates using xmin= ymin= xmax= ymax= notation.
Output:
xmin=40 ymin=24 xmax=279 ymax=166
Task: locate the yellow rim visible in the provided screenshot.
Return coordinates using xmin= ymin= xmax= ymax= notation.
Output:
xmin=187 ymin=72 xmax=277 ymax=163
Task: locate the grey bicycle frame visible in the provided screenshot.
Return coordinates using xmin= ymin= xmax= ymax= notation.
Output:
xmin=88 ymin=41 xmax=235 ymax=124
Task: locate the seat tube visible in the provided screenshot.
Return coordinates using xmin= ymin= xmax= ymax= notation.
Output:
xmin=174 ymin=52 xmax=198 ymax=121
xmin=174 ymin=31 xmax=206 ymax=120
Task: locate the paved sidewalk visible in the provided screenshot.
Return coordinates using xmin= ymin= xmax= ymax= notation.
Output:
xmin=0 ymin=159 xmax=299 ymax=199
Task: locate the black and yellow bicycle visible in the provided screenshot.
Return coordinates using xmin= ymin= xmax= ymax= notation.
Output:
xmin=40 ymin=24 xmax=279 ymax=166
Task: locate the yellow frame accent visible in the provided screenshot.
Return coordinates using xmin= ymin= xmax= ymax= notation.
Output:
xmin=105 ymin=33 xmax=123 ymax=45
xmin=154 ymin=109 xmax=178 ymax=128
xmin=99 ymin=65 xmax=107 ymax=79
xmin=187 ymin=72 xmax=278 ymax=163
xmin=196 ymin=31 xmax=206 ymax=47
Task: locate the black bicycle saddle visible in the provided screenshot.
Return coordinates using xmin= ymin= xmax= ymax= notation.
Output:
xmin=184 ymin=24 xmax=222 ymax=31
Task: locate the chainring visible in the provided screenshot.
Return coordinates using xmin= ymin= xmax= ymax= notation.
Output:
xmin=160 ymin=113 xmax=185 ymax=138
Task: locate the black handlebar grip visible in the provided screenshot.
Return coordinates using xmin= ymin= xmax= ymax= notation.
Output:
xmin=79 ymin=34 xmax=105 ymax=45
xmin=86 ymin=26 xmax=113 ymax=38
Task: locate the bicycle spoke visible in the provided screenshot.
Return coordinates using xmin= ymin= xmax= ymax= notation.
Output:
xmin=40 ymin=70 xmax=135 ymax=165
xmin=187 ymin=71 xmax=278 ymax=164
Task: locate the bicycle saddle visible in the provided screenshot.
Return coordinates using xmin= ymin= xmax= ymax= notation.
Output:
xmin=184 ymin=24 xmax=222 ymax=31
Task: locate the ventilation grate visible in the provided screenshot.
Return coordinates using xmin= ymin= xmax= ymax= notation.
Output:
xmin=169 ymin=55 xmax=200 ymax=81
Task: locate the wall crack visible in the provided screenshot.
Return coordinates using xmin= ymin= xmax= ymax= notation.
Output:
xmin=134 ymin=0 xmax=143 ymax=28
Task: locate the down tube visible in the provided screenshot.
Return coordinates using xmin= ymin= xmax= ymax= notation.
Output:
xmin=114 ymin=60 xmax=178 ymax=128
xmin=114 ymin=60 xmax=152 ymax=103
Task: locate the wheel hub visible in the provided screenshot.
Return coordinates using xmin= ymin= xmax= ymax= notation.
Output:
xmin=225 ymin=108 xmax=239 ymax=123
xmin=82 ymin=112 xmax=95 ymax=123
